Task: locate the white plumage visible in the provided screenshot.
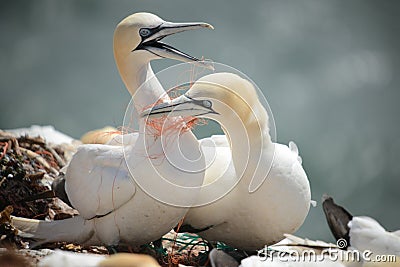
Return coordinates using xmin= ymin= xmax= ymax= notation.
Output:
xmin=349 ymin=216 xmax=400 ymax=256
xmin=11 ymin=12 xmax=213 ymax=247
xmin=143 ymin=72 xmax=312 ymax=250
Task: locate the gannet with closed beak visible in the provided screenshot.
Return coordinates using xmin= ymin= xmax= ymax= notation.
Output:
xmin=11 ymin=13 xmax=212 ymax=247
xmin=142 ymin=73 xmax=312 ymax=250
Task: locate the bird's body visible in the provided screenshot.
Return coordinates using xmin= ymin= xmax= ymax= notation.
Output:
xmin=349 ymin=216 xmax=400 ymax=256
xmin=14 ymin=117 xmax=203 ymax=247
xmin=62 ymin=142 xmax=200 ymax=246
xmin=185 ymin=143 xmax=310 ymax=250
xmin=143 ymin=72 xmax=311 ymax=250
xmin=11 ymin=12 xmax=213 ymax=247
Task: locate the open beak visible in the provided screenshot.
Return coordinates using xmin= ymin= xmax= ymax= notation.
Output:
xmin=140 ymin=95 xmax=218 ymax=119
xmin=135 ymin=21 xmax=214 ymax=69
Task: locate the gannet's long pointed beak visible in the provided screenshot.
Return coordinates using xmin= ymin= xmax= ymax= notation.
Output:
xmin=135 ymin=21 xmax=214 ymax=69
xmin=140 ymin=95 xmax=218 ymax=119
xmin=143 ymin=21 xmax=214 ymax=42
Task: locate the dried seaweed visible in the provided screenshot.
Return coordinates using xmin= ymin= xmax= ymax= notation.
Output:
xmin=0 ymin=132 xmax=75 ymax=248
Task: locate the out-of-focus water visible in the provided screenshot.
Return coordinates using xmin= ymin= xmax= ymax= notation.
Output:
xmin=1 ymin=0 xmax=399 ymax=242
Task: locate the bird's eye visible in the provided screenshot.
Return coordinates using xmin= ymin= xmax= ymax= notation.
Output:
xmin=203 ymin=100 xmax=212 ymax=108
xmin=139 ymin=28 xmax=151 ymax=37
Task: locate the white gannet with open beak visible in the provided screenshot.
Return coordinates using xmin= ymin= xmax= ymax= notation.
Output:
xmin=142 ymin=73 xmax=312 ymax=250
xmin=11 ymin=13 xmax=212 ymax=247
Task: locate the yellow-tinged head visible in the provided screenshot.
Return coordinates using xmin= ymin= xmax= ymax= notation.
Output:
xmin=141 ymin=72 xmax=270 ymax=135
xmin=113 ymin=12 xmax=213 ymax=66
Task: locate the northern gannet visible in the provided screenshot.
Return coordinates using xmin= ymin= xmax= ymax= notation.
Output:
xmin=11 ymin=13 xmax=213 ymax=247
xmin=323 ymin=195 xmax=400 ymax=257
xmin=236 ymin=196 xmax=400 ymax=266
xmin=142 ymin=72 xmax=312 ymax=250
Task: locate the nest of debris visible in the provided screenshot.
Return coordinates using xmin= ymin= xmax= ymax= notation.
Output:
xmin=0 ymin=130 xmax=216 ymax=266
xmin=0 ymin=132 xmax=78 ymax=248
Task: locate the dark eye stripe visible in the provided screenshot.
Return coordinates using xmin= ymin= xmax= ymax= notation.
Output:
xmin=184 ymin=94 xmax=212 ymax=109
xmin=139 ymin=24 xmax=163 ymax=39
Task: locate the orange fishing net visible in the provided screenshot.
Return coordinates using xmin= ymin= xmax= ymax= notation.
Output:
xmin=143 ymin=63 xmax=211 ymax=139
xmin=142 ymin=90 xmax=207 ymax=139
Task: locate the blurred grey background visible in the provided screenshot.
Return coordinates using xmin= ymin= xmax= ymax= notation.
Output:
xmin=1 ymin=0 xmax=399 ymax=242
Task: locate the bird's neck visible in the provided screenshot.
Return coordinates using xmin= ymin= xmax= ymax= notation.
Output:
xmin=115 ymin=55 xmax=169 ymax=111
xmin=116 ymin=56 xmax=203 ymax=172
xmin=218 ymin=103 xmax=273 ymax=184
